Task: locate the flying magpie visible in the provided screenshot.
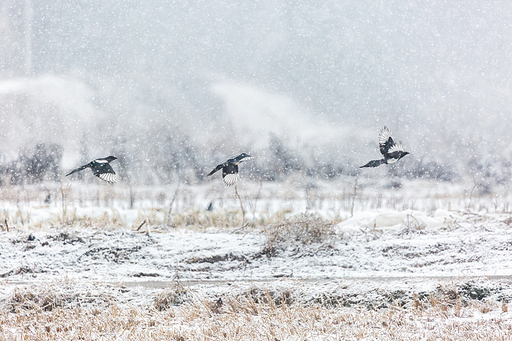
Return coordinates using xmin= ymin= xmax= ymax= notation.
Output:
xmin=360 ymin=126 xmax=409 ymax=168
xmin=66 ymin=156 xmax=119 ymax=184
xmin=207 ymin=153 xmax=254 ymax=186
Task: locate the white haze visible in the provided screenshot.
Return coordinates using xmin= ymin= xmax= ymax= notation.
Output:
xmin=1 ymin=0 xmax=512 ymax=183
xmin=210 ymin=81 xmax=350 ymax=149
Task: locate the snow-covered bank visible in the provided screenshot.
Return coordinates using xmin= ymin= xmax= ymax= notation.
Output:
xmin=1 ymin=208 xmax=512 ymax=306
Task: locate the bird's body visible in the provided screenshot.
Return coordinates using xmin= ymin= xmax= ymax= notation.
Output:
xmin=66 ymin=156 xmax=119 ymax=183
xmin=207 ymin=153 xmax=254 ymax=186
xmin=360 ymin=127 xmax=409 ymax=168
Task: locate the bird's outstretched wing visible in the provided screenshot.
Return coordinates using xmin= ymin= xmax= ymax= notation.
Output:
xmin=207 ymin=163 xmax=225 ymax=176
xmin=379 ymin=126 xmax=395 ymax=155
xmin=223 ymin=173 xmax=240 ymax=186
xmin=360 ymin=159 xmax=386 ymax=168
xmin=97 ymin=172 xmax=119 ymax=184
xmin=93 ymin=163 xmax=118 ymax=184
xmin=66 ymin=163 xmax=90 ymax=177
xmin=387 ymin=142 xmax=405 ymax=153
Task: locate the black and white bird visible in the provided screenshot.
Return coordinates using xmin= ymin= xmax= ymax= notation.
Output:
xmin=360 ymin=126 xmax=409 ymax=168
xmin=66 ymin=156 xmax=119 ymax=184
xmin=207 ymin=153 xmax=254 ymax=186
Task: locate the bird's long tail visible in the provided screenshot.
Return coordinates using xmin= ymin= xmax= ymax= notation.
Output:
xmin=207 ymin=164 xmax=223 ymax=176
xmin=360 ymin=159 xmax=386 ymax=168
xmin=66 ymin=165 xmax=89 ymax=176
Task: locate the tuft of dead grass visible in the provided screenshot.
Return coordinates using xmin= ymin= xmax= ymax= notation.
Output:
xmin=4 ymin=280 xmax=117 ymax=314
xmin=154 ymin=280 xmax=191 ymax=311
xmin=170 ymin=209 xmax=244 ymax=229
xmin=262 ymin=213 xmax=339 ymax=255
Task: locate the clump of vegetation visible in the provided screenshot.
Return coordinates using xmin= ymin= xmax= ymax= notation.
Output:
xmin=239 ymin=288 xmax=295 ymax=308
xmin=169 ymin=209 xmax=244 ymax=229
xmin=154 ymin=281 xmax=190 ymax=310
xmin=5 ymin=280 xmax=117 ymax=313
xmin=261 ymin=213 xmax=339 ymax=256
xmin=410 ymin=281 xmax=508 ymax=315
xmin=430 ymin=282 xmax=499 ymax=303
xmin=7 ymin=287 xmax=63 ymax=312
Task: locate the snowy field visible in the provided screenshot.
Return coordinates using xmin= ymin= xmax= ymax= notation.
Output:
xmin=2 ymin=177 xmax=512 ymax=339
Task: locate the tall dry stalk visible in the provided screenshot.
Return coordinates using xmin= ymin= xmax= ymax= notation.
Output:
xmin=467 ymin=182 xmax=477 ymax=211
xmin=351 ymin=176 xmax=358 ymax=217
xmin=129 ymin=187 xmax=135 ymax=209
xmin=60 ymin=182 xmax=71 ymax=224
xmin=234 ymin=185 xmax=246 ymax=227
xmin=248 ymin=181 xmax=263 ymax=218
xmin=167 ymin=183 xmax=181 ymax=223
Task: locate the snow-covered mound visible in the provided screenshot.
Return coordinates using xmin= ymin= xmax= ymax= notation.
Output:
xmin=336 ymin=209 xmax=458 ymax=233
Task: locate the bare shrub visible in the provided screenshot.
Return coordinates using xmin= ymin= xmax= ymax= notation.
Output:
xmin=389 ymin=158 xmax=456 ymax=181
xmin=262 ymin=213 xmax=338 ymax=254
xmin=1 ymin=143 xmax=63 ymax=185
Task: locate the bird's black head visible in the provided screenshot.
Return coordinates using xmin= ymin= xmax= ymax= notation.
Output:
xmin=106 ymin=156 xmax=118 ymax=162
xmin=237 ymin=153 xmax=251 ymax=159
xmin=231 ymin=153 xmax=254 ymax=164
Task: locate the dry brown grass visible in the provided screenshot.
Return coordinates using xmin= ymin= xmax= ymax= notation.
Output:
xmin=2 ymin=279 xmax=512 ymax=340
xmin=2 ymin=292 xmax=511 ymax=340
xmin=154 ymin=281 xmax=191 ymax=311
xmin=3 ymin=207 xmax=129 ymax=230
xmin=169 ymin=209 xmax=245 ymax=229
xmin=166 ymin=207 xmax=301 ymax=231
xmin=4 ymin=280 xmax=118 ymax=314
xmin=262 ymin=212 xmax=340 ymax=256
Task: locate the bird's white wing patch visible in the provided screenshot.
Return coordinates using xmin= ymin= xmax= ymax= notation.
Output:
xmin=388 ymin=142 xmax=405 ymax=153
xmin=378 ymin=126 xmax=392 ymax=146
xmin=95 ymin=159 xmax=109 ymax=163
xmin=234 ymin=156 xmax=255 ymax=165
xmin=240 ymin=156 xmax=255 ymax=163
xmin=98 ymin=173 xmax=119 ymax=184
xmin=223 ymin=173 xmax=239 ymax=186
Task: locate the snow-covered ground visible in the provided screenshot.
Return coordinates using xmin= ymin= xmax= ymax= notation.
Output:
xmin=1 ymin=177 xmax=512 ymax=312
xmin=2 ymin=178 xmax=512 ymax=339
